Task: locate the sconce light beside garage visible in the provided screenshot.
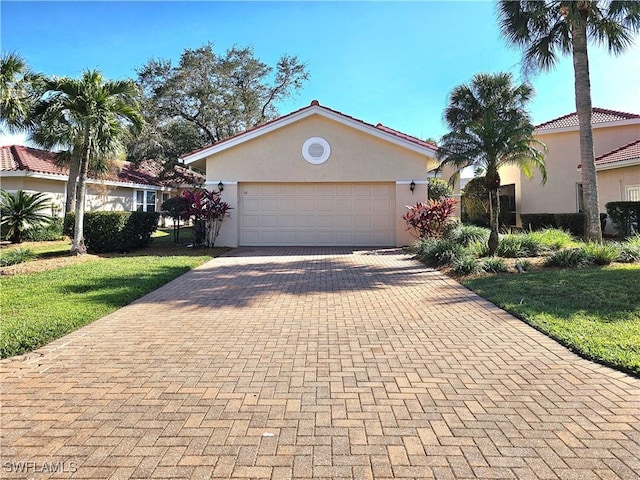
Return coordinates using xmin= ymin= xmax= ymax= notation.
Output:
xmin=410 ymin=180 xmax=416 ymax=194
xmin=218 ymin=181 xmax=224 ymax=192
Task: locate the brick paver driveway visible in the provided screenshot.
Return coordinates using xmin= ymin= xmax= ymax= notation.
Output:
xmin=1 ymin=247 xmax=639 ymax=480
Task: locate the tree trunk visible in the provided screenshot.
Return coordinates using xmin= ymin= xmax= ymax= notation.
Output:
xmin=488 ymin=187 xmax=500 ymax=256
xmin=572 ymin=14 xmax=602 ymax=242
xmin=64 ymin=155 xmax=81 ymax=215
xmin=71 ymin=131 xmax=90 ymax=255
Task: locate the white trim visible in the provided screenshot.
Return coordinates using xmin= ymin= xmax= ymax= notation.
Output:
xmin=204 ymin=180 xmax=238 ymax=187
xmin=396 ymin=180 xmax=427 ymax=185
xmin=626 ymin=184 xmax=640 ymax=201
xmin=182 ymin=105 xmax=438 ymax=164
xmin=594 ymin=158 xmax=640 ymax=171
xmin=535 ymin=118 xmax=640 ymax=135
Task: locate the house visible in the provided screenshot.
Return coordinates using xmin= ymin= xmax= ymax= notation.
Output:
xmin=0 ymin=145 xmax=202 ymax=217
xmin=181 ymin=100 xmax=439 ymax=247
xmin=499 ymin=108 xmax=640 ymax=227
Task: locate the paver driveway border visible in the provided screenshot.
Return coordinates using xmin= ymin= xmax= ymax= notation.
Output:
xmin=1 ymin=246 xmax=639 ymax=480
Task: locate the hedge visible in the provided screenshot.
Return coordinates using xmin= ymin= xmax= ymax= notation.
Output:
xmin=520 ymin=214 xmax=556 ymax=231
xmin=64 ymin=211 xmax=160 ymax=253
xmin=519 ymin=212 xmax=608 ymax=237
xmin=606 ymin=201 xmax=640 ymax=238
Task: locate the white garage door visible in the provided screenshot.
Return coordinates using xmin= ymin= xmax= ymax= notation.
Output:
xmin=239 ymin=183 xmax=395 ymax=246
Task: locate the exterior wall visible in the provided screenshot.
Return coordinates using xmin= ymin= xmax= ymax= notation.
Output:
xmin=1 ymin=176 xmax=66 ymax=216
xmin=86 ymin=185 xmax=135 ymax=212
xmin=500 ymin=122 xmax=640 ymax=224
xmin=203 ymin=115 xmax=437 ymax=247
xmin=597 ymin=165 xmax=640 ymax=208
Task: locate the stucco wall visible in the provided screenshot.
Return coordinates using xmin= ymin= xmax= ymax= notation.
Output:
xmin=597 ymin=165 xmax=640 ymax=208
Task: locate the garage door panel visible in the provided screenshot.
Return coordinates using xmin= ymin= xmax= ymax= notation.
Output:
xmin=239 ymin=183 xmax=395 ymax=246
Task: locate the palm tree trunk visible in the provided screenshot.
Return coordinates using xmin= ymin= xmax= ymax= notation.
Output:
xmin=572 ymin=13 xmax=602 ymax=242
xmin=71 ymin=131 xmax=90 ymax=255
xmin=64 ymin=155 xmax=80 ymax=215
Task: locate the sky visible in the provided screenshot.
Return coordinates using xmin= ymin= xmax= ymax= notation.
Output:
xmin=1 ymin=0 xmax=639 ymax=148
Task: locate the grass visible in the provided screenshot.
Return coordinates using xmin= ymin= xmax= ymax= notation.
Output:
xmin=0 ymin=229 xmax=223 ymax=358
xmin=462 ymin=264 xmax=640 ymax=376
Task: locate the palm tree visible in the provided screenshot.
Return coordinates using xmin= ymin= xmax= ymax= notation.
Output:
xmin=497 ymin=1 xmax=640 ymax=242
xmin=0 ymin=190 xmax=53 ymax=244
xmin=0 ymin=52 xmax=42 ymax=133
xmin=438 ymin=72 xmax=547 ymax=255
xmin=34 ymin=71 xmax=143 ymax=255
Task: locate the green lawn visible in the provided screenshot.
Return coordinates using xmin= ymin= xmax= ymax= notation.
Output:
xmin=0 ymin=230 xmax=222 ymax=358
xmin=462 ymin=264 xmax=640 ymax=376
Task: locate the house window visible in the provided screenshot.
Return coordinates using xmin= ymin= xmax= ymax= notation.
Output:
xmin=576 ymin=183 xmax=584 ymax=213
xmin=626 ymin=185 xmax=640 ymax=202
xmin=135 ymin=190 xmax=156 ymax=212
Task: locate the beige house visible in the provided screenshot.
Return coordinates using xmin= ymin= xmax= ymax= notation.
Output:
xmin=0 ymin=145 xmax=201 ymax=216
xmin=182 ymin=101 xmax=439 ymax=247
xmin=499 ymin=108 xmax=640 ymax=227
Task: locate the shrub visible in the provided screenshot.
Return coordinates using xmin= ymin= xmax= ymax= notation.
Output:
xmin=403 ymin=198 xmax=458 ymax=239
xmin=606 ymin=201 xmax=640 ymax=238
xmin=467 ymin=239 xmax=490 ymax=258
xmin=515 ymin=259 xmax=532 ymax=272
xmin=482 ymin=256 xmax=509 ymax=273
xmin=527 ymin=228 xmax=575 ymax=251
xmin=427 ymin=178 xmax=454 ymax=200
xmin=416 ymin=238 xmax=465 ymax=266
xmin=616 ymin=242 xmax=640 ymax=263
xmin=446 ymin=225 xmax=490 ymax=246
xmin=580 ymin=242 xmax=620 ymax=266
xmin=64 ymin=211 xmax=160 ymax=253
xmin=544 ymin=248 xmax=591 ymax=268
xmin=461 ymin=177 xmax=489 ymax=227
xmin=452 ymin=255 xmax=484 ymax=276
xmin=23 ymin=217 xmax=64 ymax=242
xmin=496 ymin=233 xmax=540 ymax=258
xmin=0 ymin=247 xmax=35 ymax=267
xmin=554 ymin=213 xmax=585 ymax=237
xmin=520 ymin=213 xmax=556 ymax=231
xmin=0 ymin=190 xmax=54 ymax=244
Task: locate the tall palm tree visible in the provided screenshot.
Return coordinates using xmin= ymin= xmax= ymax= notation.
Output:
xmin=438 ymin=72 xmax=547 ymax=255
xmin=0 ymin=52 xmax=42 ymax=133
xmin=497 ymin=1 xmax=640 ymax=242
xmin=35 ymin=71 xmax=143 ymax=255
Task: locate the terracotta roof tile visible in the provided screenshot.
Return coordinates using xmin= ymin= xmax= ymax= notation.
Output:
xmin=536 ymin=108 xmax=640 ymax=130
xmin=182 ymin=100 xmax=438 ymax=159
xmin=595 ymin=139 xmax=640 ymax=166
xmin=0 ymin=145 xmax=202 ymax=187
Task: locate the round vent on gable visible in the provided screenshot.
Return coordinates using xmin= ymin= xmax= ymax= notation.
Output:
xmin=302 ymin=137 xmax=331 ymax=165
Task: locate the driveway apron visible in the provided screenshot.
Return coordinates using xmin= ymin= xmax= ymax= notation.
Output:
xmin=1 ymin=247 xmax=638 ymax=480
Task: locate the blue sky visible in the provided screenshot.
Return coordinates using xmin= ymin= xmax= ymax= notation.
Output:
xmin=1 ymin=0 xmax=639 ymax=147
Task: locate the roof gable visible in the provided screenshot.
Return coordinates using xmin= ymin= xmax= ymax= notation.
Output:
xmin=595 ymin=139 xmax=640 ymax=169
xmin=536 ymin=108 xmax=640 ymax=132
xmin=181 ymin=101 xmax=438 ymax=164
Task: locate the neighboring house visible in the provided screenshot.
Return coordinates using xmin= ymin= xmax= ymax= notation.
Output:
xmin=0 ymin=145 xmax=203 ymax=217
xmin=499 ymin=108 xmax=640 ymax=227
xmin=182 ymin=100 xmax=439 ymax=247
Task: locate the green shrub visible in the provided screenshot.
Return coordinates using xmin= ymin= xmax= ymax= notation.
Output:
xmin=467 ymin=239 xmax=490 ymax=258
xmin=452 ymin=255 xmax=484 ymax=276
xmin=416 ymin=238 xmax=465 ymax=266
xmin=497 ymin=234 xmax=540 ymax=258
xmin=482 ymin=256 xmax=509 ymax=273
xmin=427 ymin=178 xmax=454 ymax=200
xmin=520 ymin=213 xmax=556 ymax=231
xmin=515 ymin=259 xmax=532 ymax=272
xmin=447 ymin=225 xmax=490 ymax=246
xmin=616 ymin=242 xmax=640 ymax=263
xmin=554 ymin=213 xmax=585 ymax=237
xmin=461 ymin=177 xmax=490 ymax=227
xmin=0 ymin=247 xmax=35 ymax=266
xmin=64 ymin=211 xmax=160 ymax=253
xmin=544 ymin=248 xmax=591 ymax=268
xmin=527 ymin=228 xmax=575 ymax=251
xmin=580 ymin=242 xmax=619 ymax=266
xmin=23 ymin=217 xmax=64 ymax=242
xmin=606 ymin=201 xmax=640 ymax=238
xmin=627 ymin=234 xmax=640 ymax=247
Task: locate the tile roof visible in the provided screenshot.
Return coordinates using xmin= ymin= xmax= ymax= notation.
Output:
xmin=0 ymin=145 xmax=202 ymax=187
xmin=182 ymin=100 xmax=437 ymax=159
xmin=536 ymin=108 xmax=640 ymax=130
xmin=595 ymin=139 xmax=640 ymax=166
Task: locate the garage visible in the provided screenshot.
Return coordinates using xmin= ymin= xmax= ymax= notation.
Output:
xmin=239 ymin=183 xmax=395 ymax=246
xmin=181 ymin=101 xmax=439 ymax=248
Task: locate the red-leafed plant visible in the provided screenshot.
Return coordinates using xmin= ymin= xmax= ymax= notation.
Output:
xmin=403 ymin=198 xmax=458 ymax=239
xmin=182 ymin=189 xmax=231 ymax=247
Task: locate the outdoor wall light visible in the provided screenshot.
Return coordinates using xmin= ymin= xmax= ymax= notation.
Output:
xmin=218 ymin=181 xmax=224 ymax=192
xmin=410 ymin=180 xmax=416 ymax=194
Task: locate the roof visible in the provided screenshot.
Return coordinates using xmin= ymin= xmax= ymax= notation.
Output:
xmin=536 ymin=108 xmax=640 ymax=131
xmin=181 ymin=100 xmax=438 ymax=164
xmin=595 ymin=139 xmax=640 ymax=167
xmin=0 ymin=145 xmax=203 ymax=187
